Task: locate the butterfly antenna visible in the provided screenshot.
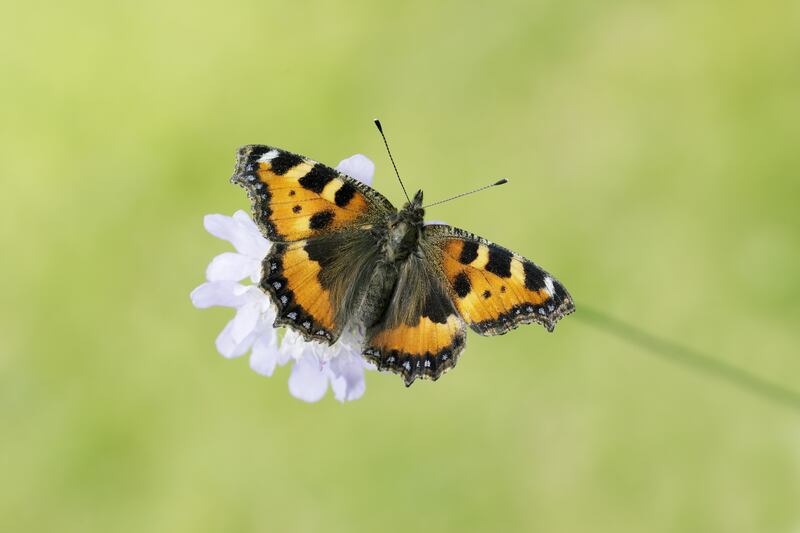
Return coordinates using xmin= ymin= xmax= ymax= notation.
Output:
xmin=373 ymin=119 xmax=410 ymax=203
xmin=423 ymin=179 xmax=508 ymax=209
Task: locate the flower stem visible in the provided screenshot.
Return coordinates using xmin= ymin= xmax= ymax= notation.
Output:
xmin=577 ymin=304 xmax=800 ymax=413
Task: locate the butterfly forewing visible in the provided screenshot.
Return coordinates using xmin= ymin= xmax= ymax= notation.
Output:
xmin=231 ymin=145 xmax=394 ymax=243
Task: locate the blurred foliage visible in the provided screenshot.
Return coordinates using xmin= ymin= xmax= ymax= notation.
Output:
xmin=1 ymin=0 xmax=799 ymax=532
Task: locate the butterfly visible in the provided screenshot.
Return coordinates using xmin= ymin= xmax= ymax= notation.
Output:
xmin=230 ymin=142 xmax=575 ymax=386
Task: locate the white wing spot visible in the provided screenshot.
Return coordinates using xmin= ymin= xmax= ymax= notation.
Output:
xmin=258 ymin=149 xmax=280 ymax=163
xmin=544 ymin=276 xmax=555 ymax=297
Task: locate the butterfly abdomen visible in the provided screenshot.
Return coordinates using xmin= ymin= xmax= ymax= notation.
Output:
xmin=356 ymin=261 xmax=400 ymax=329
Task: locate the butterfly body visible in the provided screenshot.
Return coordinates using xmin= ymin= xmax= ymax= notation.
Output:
xmin=232 ymin=144 xmax=575 ymax=386
xmin=382 ymin=189 xmax=425 ymax=263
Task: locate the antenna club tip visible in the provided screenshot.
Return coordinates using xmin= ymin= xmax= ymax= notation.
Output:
xmin=373 ymin=118 xmax=383 ymax=132
xmin=495 ymin=178 xmax=509 ymax=185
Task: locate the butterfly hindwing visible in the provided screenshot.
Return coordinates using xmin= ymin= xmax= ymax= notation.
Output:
xmin=262 ymin=228 xmax=382 ymax=344
xmin=363 ymin=253 xmax=467 ymax=386
xmin=231 ymin=145 xmax=394 ymax=243
xmin=425 ymin=225 xmax=575 ymax=335
xmin=262 ymin=241 xmax=339 ymax=343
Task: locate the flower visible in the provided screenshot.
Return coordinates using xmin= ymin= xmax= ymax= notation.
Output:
xmin=190 ymin=154 xmax=376 ymax=402
xmin=284 ymin=329 xmax=369 ymax=402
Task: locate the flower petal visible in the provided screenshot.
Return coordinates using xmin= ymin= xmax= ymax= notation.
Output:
xmin=190 ymin=281 xmax=249 ymax=308
xmin=206 ymin=252 xmax=259 ymax=282
xmin=232 ymin=210 xmax=271 ymax=258
xmin=279 ymin=329 xmax=319 ymax=361
xmin=230 ymin=302 xmax=261 ymax=344
xmin=215 ymin=318 xmax=255 ymax=358
xmin=329 ymin=354 xmax=367 ymax=402
xmin=336 ymin=154 xmax=375 ymax=186
xmin=204 ymin=213 xmax=270 ymax=259
xmin=204 ymin=213 xmax=241 ymax=243
xmin=249 ymin=331 xmax=281 ymax=377
xmin=288 ymin=356 xmax=329 ymax=402
xmin=232 ymin=209 xmax=261 ymax=233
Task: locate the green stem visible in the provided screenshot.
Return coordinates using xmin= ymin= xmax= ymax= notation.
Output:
xmin=577 ymin=304 xmax=800 ymax=413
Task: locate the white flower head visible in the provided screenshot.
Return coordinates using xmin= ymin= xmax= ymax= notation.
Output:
xmin=191 ymin=154 xmax=376 ymax=402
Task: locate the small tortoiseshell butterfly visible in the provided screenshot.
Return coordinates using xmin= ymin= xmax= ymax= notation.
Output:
xmin=231 ymin=131 xmax=574 ymax=386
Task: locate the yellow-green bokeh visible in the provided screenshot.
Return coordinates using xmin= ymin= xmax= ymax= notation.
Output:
xmin=1 ymin=1 xmax=799 ymax=532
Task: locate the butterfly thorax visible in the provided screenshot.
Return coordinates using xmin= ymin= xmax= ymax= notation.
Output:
xmin=383 ymin=190 xmax=425 ymax=263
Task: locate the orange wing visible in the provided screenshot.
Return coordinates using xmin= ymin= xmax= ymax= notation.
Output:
xmin=231 ymin=145 xmax=394 ymax=242
xmin=261 ymin=230 xmax=382 ymax=344
xmin=425 ymin=225 xmax=575 ymax=335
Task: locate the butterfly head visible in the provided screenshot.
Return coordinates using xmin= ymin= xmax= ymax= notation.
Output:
xmin=398 ymin=190 xmax=425 ymax=225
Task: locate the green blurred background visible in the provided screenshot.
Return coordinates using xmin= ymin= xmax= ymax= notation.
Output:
xmin=2 ymin=0 xmax=799 ymax=531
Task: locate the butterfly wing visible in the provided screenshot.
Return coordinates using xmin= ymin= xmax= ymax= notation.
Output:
xmin=363 ymin=252 xmax=467 ymax=386
xmin=424 ymin=225 xmax=575 ymax=335
xmin=231 ymin=145 xmax=395 ymax=242
xmin=262 ymin=228 xmax=382 ymax=343
xmin=232 ymin=145 xmax=393 ymax=343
